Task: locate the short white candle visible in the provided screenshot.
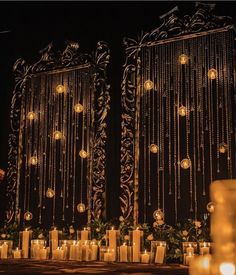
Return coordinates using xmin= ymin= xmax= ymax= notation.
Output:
xmin=104 ymin=249 xmax=113 ymax=262
xmin=155 ymin=242 xmax=166 ymax=264
xmin=185 ymin=252 xmax=194 ymax=265
xmin=82 ymin=241 xmax=90 ymax=261
xmin=119 ymin=243 xmax=128 ymax=262
xmin=39 ymin=247 xmax=47 ymax=260
xmin=69 ymin=241 xmax=77 ymax=260
xmin=90 ymin=242 xmax=98 ymax=261
xmin=141 ymin=250 xmax=150 ymax=264
xmin=0 ymin=242 xmax=8 ymax=259
xmin=186 ymin=244 xmax=194 ymax=255
xmin=200 ymin=242 xmax=210 ymax=255
xmin=13 ymin=247 xmax=21 ymax=259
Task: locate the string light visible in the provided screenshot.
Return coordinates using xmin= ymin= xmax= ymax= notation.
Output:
xmin=178 ymin=105 xmax=187 ymax=117
xmin=219 ymin=143 xmax=227 ymax=154
xmin=55 ymin=85 xmax=65 ymax=94
xmin=77 ymin=203 xmax=86 ymax=213
xmin=149 ymin=144 xmax=159 ymax=154
xmin=153 ymin=209 xmax=164 ymax=221
xmin=79 ymin=149 xmax=88 ymax=159
xmin=178 ymin=54 xmax=188 ymax=65
xmin=208 ymin=69 xmax=217 ymax=80
xmin=53 ymin=131 xmax=62 ymax=140
xmin=180 ymin=158 xmax=191 ymax=169
xmin=46 ymin=188 xmax=55 ymax=198
xmin=144 ymin=80 xmax=154 ymax=91
xmin=74 ymin=103 xmax=84 ymax=113
xmin=24 ymin=211 xmax=33 ymax=221
xmin=29 ymin=156 xmax=38 ymax=166
xmin=27 ymin=112 xmax=36 ymax=120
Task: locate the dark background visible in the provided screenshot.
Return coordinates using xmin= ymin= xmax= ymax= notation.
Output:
xmin=0 ymin=1 xmax=235 ymax=224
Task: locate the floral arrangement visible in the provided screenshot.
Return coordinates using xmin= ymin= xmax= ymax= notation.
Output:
xmin=0 ymin=214 xmax=210 ymax=263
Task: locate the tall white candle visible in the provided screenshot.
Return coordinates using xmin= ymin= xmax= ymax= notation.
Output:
xmin=81 ymin=228 xmax=89 ymax=242
xmin=155 ymin=242 xmax=166 ymax=264
xmin=132 ymin=228 xmax=141 ymax=262
xmin=108 ymin=227 xmax=117 ymax=261
xmin=22 ymin=229 xmax=30 ymax=258
xmin=69 ymin=241 xmax=77 ymax=260
xmin=185 ymin=252 xmax=194 ymax=265
xmin=82 ymin=241 xmax=90 ymax=261
xmin=119 ymin=243 xmax=128 ymax=262
xmin=50 ymin=228 xmax=59 ymax=252
xmin=0 ymin=242 xmax=8 ymax=259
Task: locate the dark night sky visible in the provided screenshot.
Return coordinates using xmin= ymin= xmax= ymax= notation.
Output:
xmin=0 ymin=1 xmax=235 ymax=220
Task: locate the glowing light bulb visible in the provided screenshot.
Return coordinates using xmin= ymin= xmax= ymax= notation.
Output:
xmin=144 ymin=80 xmax=154 ymax=91
xmin=24 ymin=211 xmax=33 ymax=221
xmin=74 ymin=103 xmax=84 ymax=113
xmin=53 ymin=131 xmax=62 ymax=140
xmin=178 ymin=105 xmax=187 ymax=117
xmin=179 ymin=54 xmax=188 ymax=65
xmin=206 ymin=202 xmax=215 ymax=213
xmin=29 ymin=156 xmax=38 ymax=166
xmin=219 ymin=262 xmax=235 ymax=275
xmin=77 ymin=203 xmax=86 ymax=213
xmin=180 ymin=158 xmax=191 ymax=169
xmin=79 ymin=150 xmax=88 ymax=158
xmin=27 ymin=112 xmax=36 ymax=120
xmin=55 ymin=85 xmax=65 ymax=94
xmin=153 ymin=209 xmax=164 ymax=221
xmin=46 ymin=188 xmax=55 ymax=198
xmin=208 ymin=69 xmax=217 ymax=80
xmin=149 ymin=144 xmax=159 ymax=154
xmin=219 ymin=143 xmax=227 ymax=154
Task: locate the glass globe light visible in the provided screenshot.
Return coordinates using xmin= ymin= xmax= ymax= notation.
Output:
xmin=206 ymin=202 xmax=215 ymax=213
xmin=153 ymin=209 xmax=164 ymax=221
xmin=55 ymin=85 xmax=65 ymax=94
xmin=29 ymin=156 xmax=38 ymax=166
xmin=208 ymin=69 xmax=217 ymax=80
xmin=178 ymin=105 xmax=187 ymax=117
xmin=180 ymin=158 xmax=191 ymax=169
xmin=77 ymin=203 xmax=86 ymax=213
xmin=219 ymin=143 xmax=227 ymax=154
xmin=149 ymin=144 xmax=159 ymax=154
xmin=79 ymin=150 xmax=88 ymax=159
xmin=24 ymin=211 xmax=33 ymax=221
xmin=46 ymin=188 xmax=55 ymax=198
xmin=179 ymin=54 xmax=188 ymax=65
xmin=27 ymin=111 xmax=36 ymax=120
xmin=53 ymin=131 xmax=62 ymax=140
xmin=74 ymin=103 xmax=84 ymax=113
xmin=144 ymin=80 xmax=154 ymax=91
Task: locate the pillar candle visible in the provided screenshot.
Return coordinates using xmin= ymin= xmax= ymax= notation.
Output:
xmin=69 ymin=241 xmax=77 ymax=260
xmin=81 ymin=228 xmax=89 ymax=242
xmin=155 ymin=242 xmax=166 ymax=264
xmin=119 ymin=243 xmax=128 ymax=262
xmin=82 ymin=241 xmax=90 ymax=261
xmin=200 ymin=243 xmax=210 ymax=255
xmin=22 ymin=229 xmax=30 ymax=258
xmin=132 ymin=228 xmax=141 ymax=262
xmin=39 ymin=247 xmax=47 ymax=260
xmin=108 ymin=227 xmax=117 ymax=255
xmin=76 ymin=242 xmax=82 ymax=261
xmin=90 ymin=242 xmax=98 ymax=261
xmin=50 ymin=228 xmax=59 ymax=252
xmin=186 ymin=244 xmax=194 ymax=254
xmin=32 ymin=240 xmax=40 ymax=259
xmin=185 ymin=253 xmax=194 ymax=266
xmin=141 ymin=250 xmax=150 ymax=264
xmin=104 ymin=249 xmax=113 ymax=262
xmin=0 ymin=242 xmax=8 ymax=259
xmin=13 ymin=248 xmax=21 ymax=259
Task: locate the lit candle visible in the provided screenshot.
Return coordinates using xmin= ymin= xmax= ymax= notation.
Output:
xmin=189 ymin=255 xmax=211 ymax=275
xmin=32 ymin=240 xmax=41 ymax=259
xmin=132 ymin=228 xmax=141 ymax=262
xmin=0 ymin=242 xmax=8 ymax=259
xmin=119 ymin=243 xmax=128 ymax=262
xmin=108 ymin=227 xmax=118 ymax=261
xmin=200 ymin=242 xmax=210 ymax=255
xmin=39 ymin=247 xmax=47 ymax=260
xmin=104 ymin=249 xmax=113 ymax=262
xmin=186 ymin=244 xmax=194 ymax=254
xmin=52 ymin=247 xmax=64 ymax=260
xmin=22 ymin=228 xmax=30 ymax=258
xmin=81 ymin=228 xmax=89 ymax=242
xmin=69 ymin=241 xmax=77 ymax=260
xmin=13 ymin=247 xmax=21 ymax=259
xmin=50 ymin=228 xmax=59 ymax=253
xmin=185 ymin=252 xmax=194 ymax=266
xmin=82 ymin=241 xmax=90 ymax=261
xmin=155 ymin=242 xmax=166 ymax=264
xmin=90 ymin=242 xmax=98 ymax=261
xmin=141 ymin=250 xmax=150 ymax=264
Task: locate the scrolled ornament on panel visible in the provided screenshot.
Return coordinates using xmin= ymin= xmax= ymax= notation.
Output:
xmin=91 ymin=41 xmax=110 ymax=221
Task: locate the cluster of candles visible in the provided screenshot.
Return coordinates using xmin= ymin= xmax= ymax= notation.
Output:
xmin=183 ymin=242 xmax=211 ymax=266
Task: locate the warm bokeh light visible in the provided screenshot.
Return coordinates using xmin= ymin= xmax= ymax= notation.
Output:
xmin=46 ymin=188 xmax=55 ymax=198
xmin=219 ymin=262 xmax=235 ymax=275
xmin=74 ymin=103 xmax=84 ymax=113
xmin=53 ymin=131 xmax=63 ymax=140
xmin=55 ymin=85 xmax=65 ymax=94
xmin=29 ymin=156 xmax=38 ymax=166
xmin=79 ymin=150 xmax=88 ymax=159
xmin=27 ymin=111 xmax=36 ymax=120
xmin=77 ymin=203 xmax=86 ymax=213
xmin=24 ymin=211 xmax=33 ymax=221
xmin=181 ymin=158 xmax=191 ymax=169
xmin=179 ymin=54 xmax=189 ymax=65
xmin=178 ymin=105 xmax=187 ymax=117
xmin=219 ymin=143 xmax=227 ymax=154
xmin=208 ymin=69 xmax=217 ymax=80
xmin=149 ymin=144 xmax=159 ymax=154
xmin=144 ymin=80 xmax=154 ymax=91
